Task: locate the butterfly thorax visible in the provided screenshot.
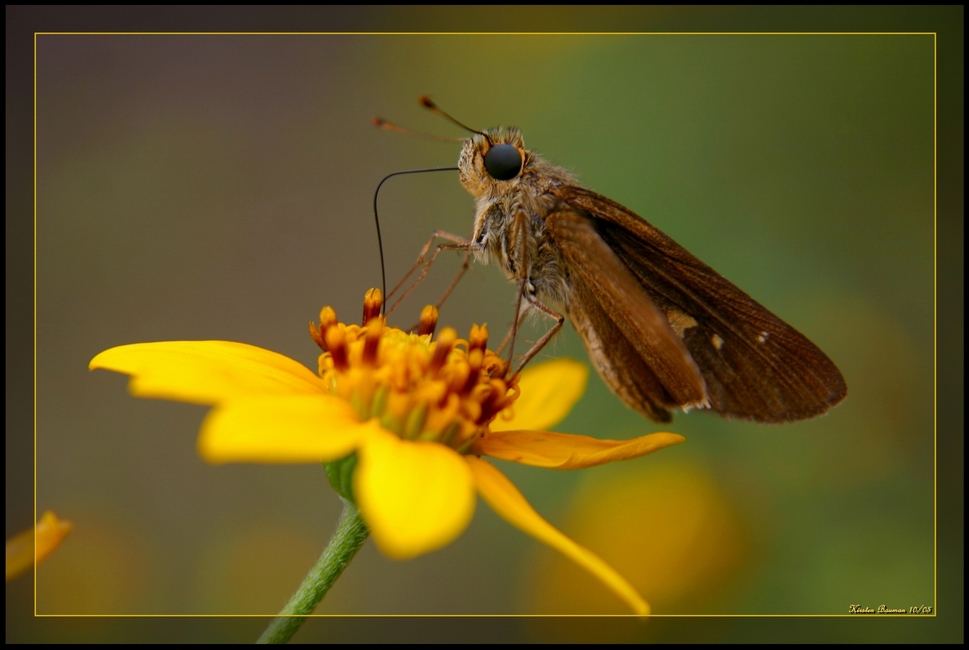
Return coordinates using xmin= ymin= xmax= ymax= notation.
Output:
xmin=458 ymin=128 xmax=579 ymax=312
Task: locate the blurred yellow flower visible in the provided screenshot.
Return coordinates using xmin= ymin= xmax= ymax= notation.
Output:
xmin=90 ymin=290 xmax=686 ymax=615
xmin=529 ymin=463 xmax=749 ymax=618
xmin=6 ymin=511 xmax=73 ymax=582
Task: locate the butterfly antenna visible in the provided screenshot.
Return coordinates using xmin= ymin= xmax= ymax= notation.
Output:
xmin=371 ymin=117 xmax=463 ymax=143
xmin=419 ymin=96 xmax=492 ymax=144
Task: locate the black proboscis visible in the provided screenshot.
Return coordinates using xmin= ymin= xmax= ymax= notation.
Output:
xmin=372 ymin=167 xmax=459 ymax=314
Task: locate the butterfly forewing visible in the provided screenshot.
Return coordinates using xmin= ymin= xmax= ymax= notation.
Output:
xmin=552 ymin=186 xmax=847 ymax=423
xmin=545 ymin=209 xmax=709 ymax=417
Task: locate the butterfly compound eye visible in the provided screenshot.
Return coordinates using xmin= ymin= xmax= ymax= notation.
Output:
xmin=484 ymin=144 xmax=523 ymax=181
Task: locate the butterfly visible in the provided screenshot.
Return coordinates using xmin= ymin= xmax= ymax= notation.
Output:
xmin=383 ymin=98 xmax=847 ymax=423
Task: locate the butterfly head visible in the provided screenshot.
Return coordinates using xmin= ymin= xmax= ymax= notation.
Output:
xmin=459 ymin=127 xmax=528 ymax=196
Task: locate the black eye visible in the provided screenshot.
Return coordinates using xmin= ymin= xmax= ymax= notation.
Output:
xmin=484 ymin=144 xmax=522 ymax=181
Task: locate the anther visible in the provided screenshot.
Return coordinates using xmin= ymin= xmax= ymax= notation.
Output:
xmin=362 ymin=288 xmax=383 ymax=324
xmin=430 ymin=327 xmax=458 ymax=373
xmin=468 ymin=324 xmax=488 ymax=352
xmin=309 ymin=322 xmax=326 ymax=351
xmin=362 ymin=317 xmax=382 ymax=366
xmin=418 ymin=305 xmax=439 ymax=337
xmin=461 ymin=348 xmax=484 ymax=394
xmin=319 ymin=306 xmax=338 ymax=334
xmin=477 ymin=378 xmax=511 ymax=424
xmin=312 ymin=306 xmax=340 ymax=351
xmin=483 ymin=351 xmax=506 ymax=378
xmin=324 ymin=326 xmax=349 ymax=372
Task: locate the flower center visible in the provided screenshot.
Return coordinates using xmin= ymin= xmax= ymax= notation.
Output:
xmin=309 ymin=290 xmax=519 ymax=453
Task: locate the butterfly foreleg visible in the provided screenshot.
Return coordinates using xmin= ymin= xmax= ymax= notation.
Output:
xmin=386 ymin=230 xmax=473 ymax=317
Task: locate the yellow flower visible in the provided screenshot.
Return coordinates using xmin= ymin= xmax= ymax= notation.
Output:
xmin=89 ymin=290 xmax=685 ymax=615
xmin=6 ymin=511 xmax=73 ymax=582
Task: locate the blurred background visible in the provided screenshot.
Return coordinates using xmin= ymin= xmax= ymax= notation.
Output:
xmin=9 ymin=6 xmax=954 ymax=644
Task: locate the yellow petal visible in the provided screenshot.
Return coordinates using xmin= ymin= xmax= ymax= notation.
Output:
xmin=467 ymin=456 xmax=649 ymax=616
xmin=6 ymin=511 xmax=73 ymax=582
xmin=355 ymin=429 xmax=475 ymax=560
xmin=492 ymin=359 xmax=589 ymax=432
xmin=198 ymin=394 xmax=369 ymax=464
xmin=90 ymin=341 xmax=325 ymax=405
xmin=473 ymin=430 xmax=686 ymax=469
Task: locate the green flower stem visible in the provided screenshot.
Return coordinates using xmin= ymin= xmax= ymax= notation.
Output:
xmin=257 ymin=500 xmax=369 ymax=644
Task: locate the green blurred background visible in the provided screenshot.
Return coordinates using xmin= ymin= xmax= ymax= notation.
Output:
xmin=9 ymin=6 xmax=959 ymax=644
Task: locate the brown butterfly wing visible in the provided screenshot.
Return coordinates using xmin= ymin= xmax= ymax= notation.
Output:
xmin=567 ymin=277 xmax=679 ymax=423
xmin=544 ymin=209 xmax=709 ymax=422
xmin=552 ymin=186 xmax=847 ymax=423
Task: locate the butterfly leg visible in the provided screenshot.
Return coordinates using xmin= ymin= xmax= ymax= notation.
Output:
xmin=404 ymin=252 xmax=472 ymax=333
xmin=494 ymin=320 xmax=516 ymax=357
xmin=501 ymin=211 xmax=532 ymax=370
xmin=500 ymin=210 xmax=565 ymax=373
xmin=510 ymin=294 xmax=565 ymax=376
xmin=386 ymin=231 xmax=473 ymax=316
xmin=434 ymin=252 xmax=472 ymax=310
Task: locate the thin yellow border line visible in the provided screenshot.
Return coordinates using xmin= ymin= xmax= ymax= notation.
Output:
xmin=32 ymin=30 xmax=939 ymax=620
xmin=33 ymin=30 xmax=39 ymax=618
xmin=32 ymin=613 xmax=927 ymax=618
xmin=932 ymin=31 xmax=938 ymax=615
xmin=32 ymin=31 xmax=937 ymax=35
